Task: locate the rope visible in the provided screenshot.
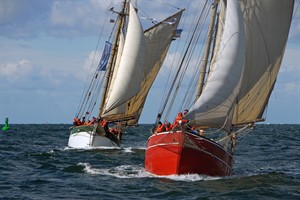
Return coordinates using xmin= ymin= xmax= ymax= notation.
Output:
xmin=157 ymin=0 xmax=211 ymax=124
xmin=75 ymin=4 xmax=118 ymax=121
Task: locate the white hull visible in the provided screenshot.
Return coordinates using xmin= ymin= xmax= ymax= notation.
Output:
xmin=68 ymin=130 xmax=119 ymax=148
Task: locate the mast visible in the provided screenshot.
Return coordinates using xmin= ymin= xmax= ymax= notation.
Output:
xmin=99 ymin=0 xmax=127 ymax=117
xmin=195 ymin=1 xmax=219 ymax=100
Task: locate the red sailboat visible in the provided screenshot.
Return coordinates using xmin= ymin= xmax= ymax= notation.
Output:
xmin=145 ymin=0 xmax=294 ymax=176
xmin=145 ymin=130 xmax=234 ymax=176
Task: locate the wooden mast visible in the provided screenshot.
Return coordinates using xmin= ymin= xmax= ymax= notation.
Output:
xmin=99 ymin=0 xmax=127 ymax=117
xmin=195 ymin=1 xmax=219 ymax=100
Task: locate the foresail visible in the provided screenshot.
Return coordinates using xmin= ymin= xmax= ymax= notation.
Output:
xmin=103 ymin=2 xmax=146 ymax=114
xmin=103 ymin=10 xmax=184 ymax=125
xmin=186 ymin=0 xmax=245 ymax=130
xmin=232 ymin=0 xmax=294 ymax=125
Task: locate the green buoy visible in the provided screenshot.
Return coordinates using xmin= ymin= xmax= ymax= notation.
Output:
xmin=2 ymin=117 xmax=9 ymax=131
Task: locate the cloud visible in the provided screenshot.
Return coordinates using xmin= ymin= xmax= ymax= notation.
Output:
xmin=0 ymin=0 xmax=112 ymax=39
xmin=48 ymin=0 xmax=116 ymax=38
xmin=0 ymin=58 xmax=79 ymax=92
xmin=280 ymin=48 xmax=300 ymax=73
xmin=1 ymin=59 xmax=32 ymax=80
xmin=284 ymin=82 xmax=300 ymax=95
xmin=75 ymin=50 xmax=102 ymax=81
xmin=0 ymin=0 xmax=52 ymax=39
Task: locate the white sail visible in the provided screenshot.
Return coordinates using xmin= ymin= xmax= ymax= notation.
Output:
xmin=186 ymin=0 xmax=245 ymax=129
xmin=103 ymin=2 xmax=146 ymax=113
xmin=102 ymin=31 xmax=126 ymax=116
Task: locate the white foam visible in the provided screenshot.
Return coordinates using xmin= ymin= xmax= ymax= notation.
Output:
xmin=152 ymin=173 xmax=221 ymax=182
xmin=123 ymin=147 xmax=133 ymax=153
xmin=64 ymin=146 xmax=121 ymax=151
xmin=77 ymin=162 xmax=221 ymax=181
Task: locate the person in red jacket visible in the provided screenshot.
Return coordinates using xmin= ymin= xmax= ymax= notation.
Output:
xmin=165 ymin=121 xmax=173 ymax=131
xmin=156 ymin=121 xmax=166 ymax=133
xmin=173 ymin=109 xmax=189 ymax=127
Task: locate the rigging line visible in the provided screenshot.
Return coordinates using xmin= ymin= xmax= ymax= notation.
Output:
xmin=86 ymin=72 xmax=104 ymax=112
xmin=159 ymin=0 xmax=203 ymax=117
xmin=179 ymin=5 xmax=211 ymax=111
xmin=183 ymin=14 xmax=212 ymax=110
xmin=160 ymin=15 xmax=202 ymax=121
xmin=162 ymin=0 xmax=210 ymax=122
xmin=292 ymin=0 xmax=299 ymax=19
xmin=79 ymin=69 xmax=105 ymax=118
xmin=148 ymin=0 xmax=182 ymax=10
xmin=158 ymin=0 xmax=192 ymax=114
xmin=87 ymin=73 xmax=106 ymax=118
xmin=76 ymin=7 xmax=111 ymax=117
xmin=99 ymin=1 xmax=128 ymax=116
xmin=166 ymin=1 xmax=210 ymax=119
xmin=135 ymin=0 xmax=181 ymax=26
xmin=180 ymin=1 xmax=210 ymax=110
xmin=164 ymin=1 xmax=211 ymax=120
xmin=77 ymin=6 xmax=116 ymax=118
xmin=78 ymin=21 xmax=116 ymax=118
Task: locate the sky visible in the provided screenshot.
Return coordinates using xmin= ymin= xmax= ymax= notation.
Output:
xmin=0 ymin=0 xmax=299 ymax=124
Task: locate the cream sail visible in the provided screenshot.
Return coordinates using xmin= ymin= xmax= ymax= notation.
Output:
xmin=186 ymin=0 xmax=294 ymax=130
xmin=232 ymin=0 xmax=295 ymax=125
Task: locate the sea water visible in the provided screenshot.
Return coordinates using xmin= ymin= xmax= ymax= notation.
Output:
xmin=0 ymin=124 xmax=299 ymax=199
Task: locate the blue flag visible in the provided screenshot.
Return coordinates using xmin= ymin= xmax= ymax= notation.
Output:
xmin=98 ymin=41 xmax=112 ymax=71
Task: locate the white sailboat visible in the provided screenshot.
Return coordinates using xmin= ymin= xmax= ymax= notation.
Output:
xmin=68 ymin=0 xmax=184 ymax=148
xmin=145 ymin=0 xmax=294 ymax=176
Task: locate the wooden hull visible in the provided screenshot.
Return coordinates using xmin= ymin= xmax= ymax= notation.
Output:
xmin=145 ymin=131 xmax=233 ymax=176
xmin=68 ymin=125 xmax=120 ymax=148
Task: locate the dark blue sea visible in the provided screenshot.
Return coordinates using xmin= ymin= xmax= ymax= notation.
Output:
xmin=1 ymin=124 xmax=299 ymax=199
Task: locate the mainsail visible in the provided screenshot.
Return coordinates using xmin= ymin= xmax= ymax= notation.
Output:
xmin=186 ymin=0 xmax=246 ymax=130
xmin=102 ymin=3 xmax=184 ymax=125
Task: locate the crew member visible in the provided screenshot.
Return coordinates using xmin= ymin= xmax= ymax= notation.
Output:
xmin=173 ymin=109 xmax=189 ymax=127
xmin=156 ymin=121 xmax=165 ymax=133
xmin=165 ymin=121 xmax=173 ymax=131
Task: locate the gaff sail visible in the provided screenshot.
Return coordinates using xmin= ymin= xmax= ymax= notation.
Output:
xmin=232 ymin=0 xmax=294 ymax=125
xmin=102 ymin=6 xmax=184 ymax=125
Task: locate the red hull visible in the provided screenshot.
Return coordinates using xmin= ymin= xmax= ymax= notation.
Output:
xmin=145 ymin=131 xmax=233 ymax=176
